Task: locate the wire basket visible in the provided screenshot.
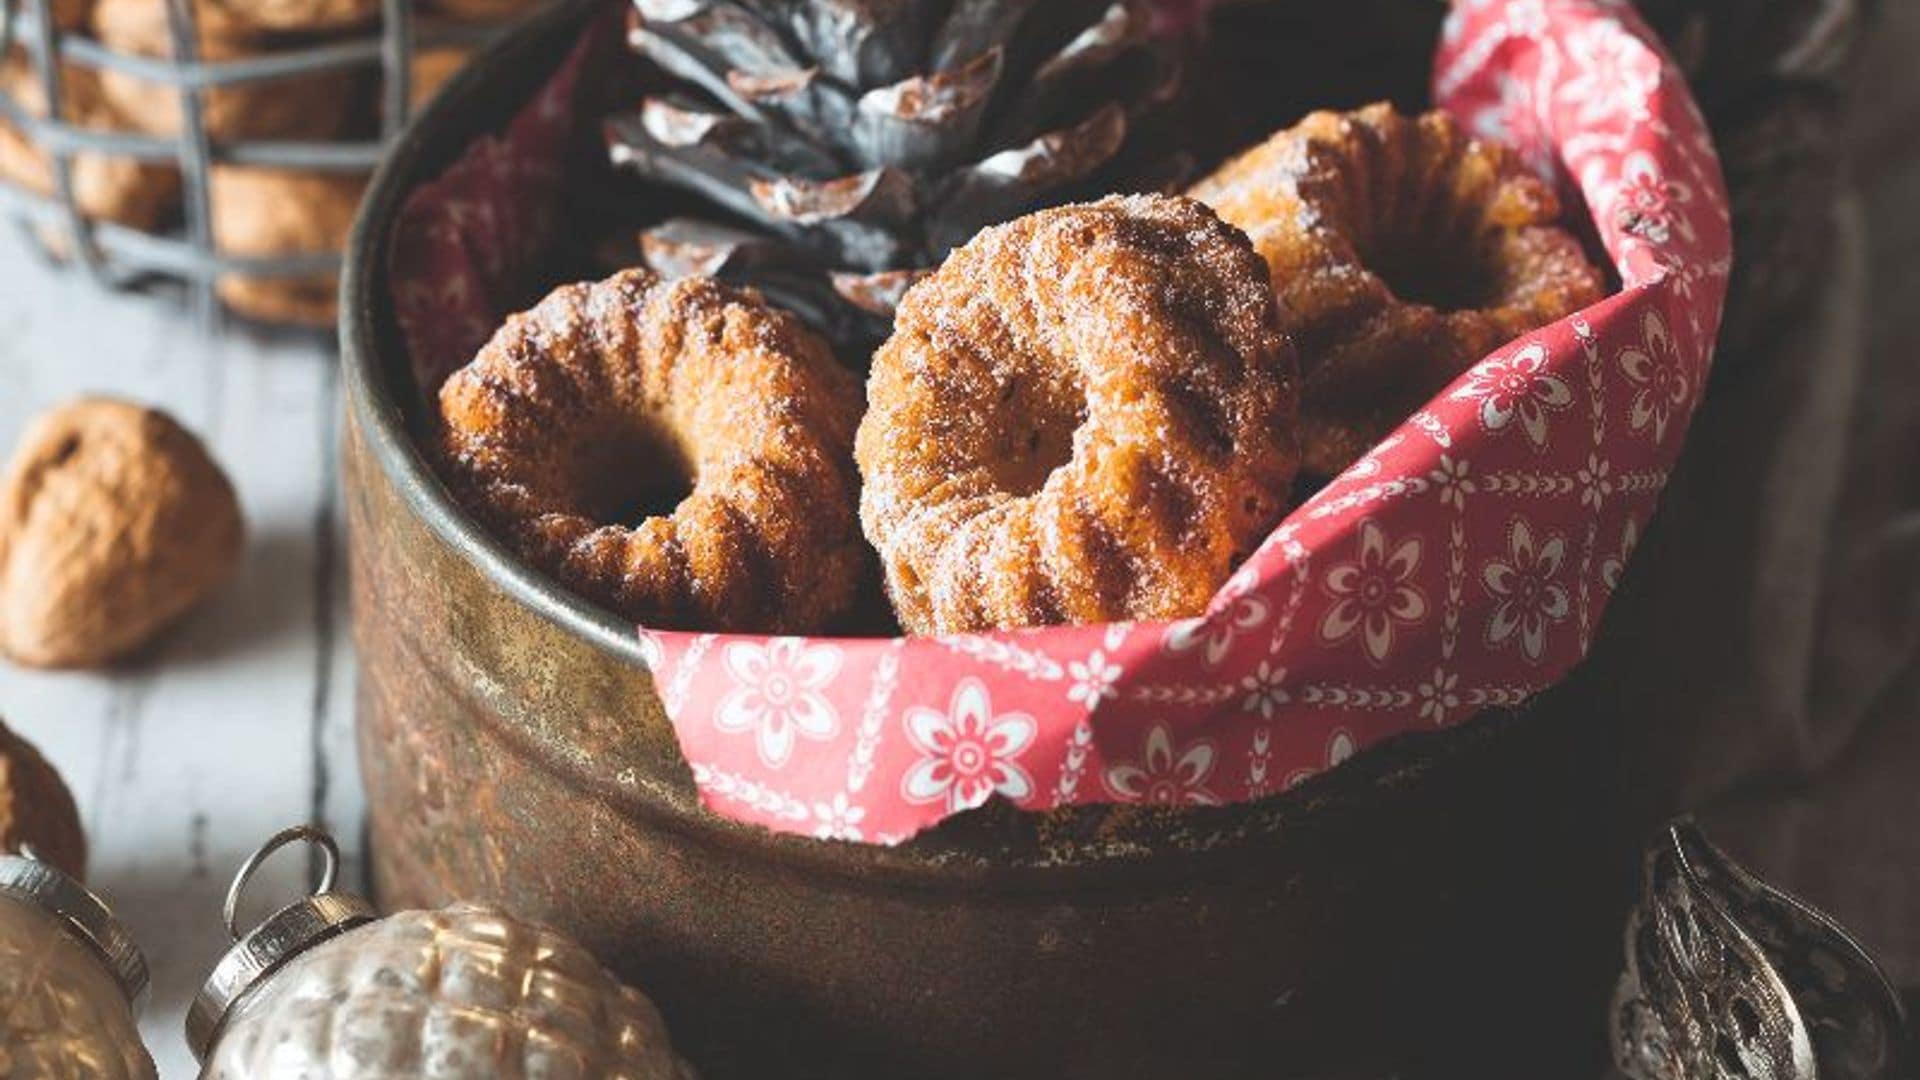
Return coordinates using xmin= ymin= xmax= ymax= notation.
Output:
xmin=0 ymin=0 xmax=530 ymax=327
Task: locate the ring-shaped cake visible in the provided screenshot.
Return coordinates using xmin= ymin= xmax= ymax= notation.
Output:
xmin=1191 ymin=103 xmax=1608 ymax=475
xmin=856 ymin=194 xmax=1301 ymax=635
xmin=437 ymin=269 xmax=867 ymax=633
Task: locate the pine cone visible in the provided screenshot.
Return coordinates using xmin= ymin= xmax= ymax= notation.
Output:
xmin=604 ymin=0 xmax=1189 ymax=350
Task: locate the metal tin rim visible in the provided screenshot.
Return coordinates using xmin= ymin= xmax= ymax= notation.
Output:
xmin=340 ymin=0 xmax=653 ymax=671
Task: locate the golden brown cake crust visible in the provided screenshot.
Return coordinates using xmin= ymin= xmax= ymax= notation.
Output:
xmin=856 ymin=193 xmax=1300 ymax=636
xmin=438 ymin=269 xmax=868 ymax=634
xmin=1190 ymin=103 xmax=1607 ymax=475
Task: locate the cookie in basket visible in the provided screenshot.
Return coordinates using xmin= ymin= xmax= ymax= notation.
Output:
xmin=94 ymin=0 xmax=379 ymax=37
xmin=46 ymin=0 xmax=95 ymax=31
xmin=1190 ymin=103 xmax=1607 ymax=476
xmin=209 ymin=166 xmax=362 ymax=326
xmin=0 ymin=54 xmax=181 ymax=234
xmin=89 ymin=0 xmax=357 ymax=141
xmin=420 ymin=0 xmax=547 ymax=21
xmin=408 ymin=45 xmax=474 ymax=113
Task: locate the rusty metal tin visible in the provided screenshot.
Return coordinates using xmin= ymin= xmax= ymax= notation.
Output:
xmin=339 ymin=2 xmax=1643 ymax=1074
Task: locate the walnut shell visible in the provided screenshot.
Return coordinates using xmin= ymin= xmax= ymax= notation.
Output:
xmin=0 ymin=398 xmax=243 ymax=668
xmin=0 ymin=717 xmax=85 ymax=877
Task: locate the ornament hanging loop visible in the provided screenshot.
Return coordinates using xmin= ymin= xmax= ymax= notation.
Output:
xmin=222 ymin=824 xmax=340 ymax=943
xmin=190 ymin=824 xmax=377 ymax=1062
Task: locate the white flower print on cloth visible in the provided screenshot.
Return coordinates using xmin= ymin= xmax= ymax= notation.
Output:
xmin=1618 ymin=310 xmax=1687 ymax=443
xmin=1418 ymin=668 xmax=1462 ymax=724
xmin=1104 ymin=723 xmax=1220 ymax=806
xmin=714 ymin=637 xmax=842 ymax=769
xmin=1240 ymin=662 xmax=1290 ymax=719
xmin=811 ymin=793 xmax=865 ymax=841
xmin=1577 ymin=453 xmax=1613 ymax=509
xmin=1600 ymin=516 xmax=1640 ymax=592
xmin=1608 ymin=151 xmax=1696 ymax=249
xmin=901 ymin=678 xmax=1036 ymax=813
xmin=1320 ymin=520 xmax=1429 ymax=664
xmin=1283 ymin=728 xmax=1359 ymax=790
xmin=1451 ymin=342 xmax=1573 ymax=449
xmin=1067 ymin=650 xmax=1122 ymax=707
xmin=1559 ymin=18 xmax=1660 ymax=127
xmin=636 ymin=629 xmax=665 ymax=673
xmin=1469 ymin=68 xmax=1554 ymax=179
xmin=1501 ymin=0 xmax=1549 ymax=39
xmin=1430 ymin=455 xmax=1475 ymax=511
xmin=1164 ymin=567 xmax=1270 ymax=666
xmin=1345 ymin=433 xmax=1403 ymax=480
xmin=1482 ymin=518 xmax=1572 ymax=662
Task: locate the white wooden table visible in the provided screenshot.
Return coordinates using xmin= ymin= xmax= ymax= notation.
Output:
xmin=0 ymin=226 xmax=362 ymax=1078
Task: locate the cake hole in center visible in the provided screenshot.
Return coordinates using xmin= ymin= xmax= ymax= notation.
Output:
xmin=581 ymin=423 xmax=695 ymax=526
xmin=991 ymin=373 xmax=1086 ymax=498
xmin=1368 ymin=235 xmax=1500 ymax=313
xmin=608 ymin=472 xmax=694 ymax=526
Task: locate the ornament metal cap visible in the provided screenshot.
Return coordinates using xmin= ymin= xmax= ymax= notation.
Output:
xmin=187 ymin=825 xmax=378 ymax=1062
xmin=1612 ymin=818 xmax=1911 ymax=1079
xmin=0 ymin=845 xmax=151 ymax=1010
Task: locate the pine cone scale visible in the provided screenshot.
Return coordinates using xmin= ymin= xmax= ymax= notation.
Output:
xmin=608 ymin=0 xmax=1191 ymax=351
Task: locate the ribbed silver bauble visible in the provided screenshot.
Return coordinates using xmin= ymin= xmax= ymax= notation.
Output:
xmin=0 ymin=849 xmax=156 ymax=1080
xmin=189 ymin=826 xmax=696 ymax=1079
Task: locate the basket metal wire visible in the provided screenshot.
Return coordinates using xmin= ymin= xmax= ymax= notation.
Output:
xmin=0 ymin=0 xmax=519 ymax=326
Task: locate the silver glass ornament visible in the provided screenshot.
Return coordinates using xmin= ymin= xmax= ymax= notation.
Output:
xmin=190 ymin=825 xmax=696 ymax=1079
xmin=1612 ymin=820 xmax=1910 ymax=1080
xmin=0 ymin=848 xmax=157 ymax=1080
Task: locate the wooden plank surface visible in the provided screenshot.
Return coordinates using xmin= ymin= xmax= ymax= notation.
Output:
xmin=0 ymin=228 xmax=362 ymax=1078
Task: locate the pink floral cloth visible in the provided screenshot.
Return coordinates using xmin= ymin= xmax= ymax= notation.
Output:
xmin=393 ymin=0 xmax=1732 ymax=845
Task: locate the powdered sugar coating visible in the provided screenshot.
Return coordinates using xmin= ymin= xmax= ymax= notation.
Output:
xmin=1190 ymin=103 xmax=1606 ymax=475
xmin=856 ymin=194 xmax=1301 ymax=635
xmin=438 ymin=269 xmax=866 ymax=633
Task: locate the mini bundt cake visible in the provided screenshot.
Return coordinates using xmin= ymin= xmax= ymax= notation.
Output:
xmin=1190 ymin=103 xmax=1607 ymax=475
xmin=437 ymin=269 xmax=868 ymax=633
xmin=856 ymin=194 xmax=1301 ymax=635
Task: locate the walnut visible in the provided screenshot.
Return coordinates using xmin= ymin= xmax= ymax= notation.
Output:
xmin=0 ymin=716 xmax=86 ymax=878
xmin=0 ymin=398 xmax=243 ymax=668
